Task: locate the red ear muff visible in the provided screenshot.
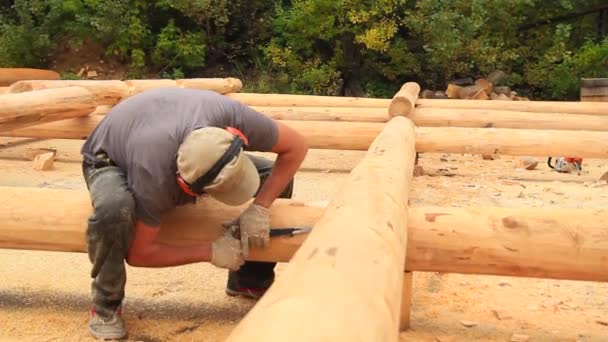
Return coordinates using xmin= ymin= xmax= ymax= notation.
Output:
xmin=226 ymin=126 xmax=249 ymax=146
xmin=176 ymin=174 xmax=198 ymax=197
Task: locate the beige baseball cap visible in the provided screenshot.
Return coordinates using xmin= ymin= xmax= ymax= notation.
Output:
xmin=176 ymin=126 xmax=259 ymax=205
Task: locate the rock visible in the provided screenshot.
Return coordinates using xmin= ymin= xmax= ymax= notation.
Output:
xmin=599 ymin=171 xmax=608 ymax=182
xmin=510 ymin=333 xmax=530 ymax=342
xmin=519 ymin=157 xmax=538 ymax=170
xmin=32 ymin=152 xmax=55 ymax=171
xmin=440 ymin=157 xmax=449 ymax=162
xmin=87 ymin=70 xmax=98 ymax=78
xmin=460 ymin=320 xmax=479 ymax=328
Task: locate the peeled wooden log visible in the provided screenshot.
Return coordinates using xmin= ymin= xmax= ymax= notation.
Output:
xmin=409 ymin=108 xmax=608 ymax=131
xmin=418 ymin=98 xmax=608 ymax=116
xmin=0 ymin=68 xmax=60 ymax=86
xmin=126 ymin=79 xmax=177 ymax=95
xmin=0 ymin=186 xmax=607 ymax=282
xmin=0 ymin=87 xmax=96 ymax=133
xmin=228 ymin=117 xmax=420 ymax=341
xmin=6 ymin=116 xmax=608 ymax=158
xmin=389 ymin=82 xmax=421 ymax=117
xmin=226 ymin=92 xmax=391 ymax=107
xmin=176 ymin=77 xmax=242 ymax=94
xmin=9 ymin=80 xmax=129 ymax=105
xmin=253 ymin=106 xmax=387 ymax=122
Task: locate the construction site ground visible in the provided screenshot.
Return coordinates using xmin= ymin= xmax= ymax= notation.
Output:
xmin=0 ymin=137 xmax=607 ymax=342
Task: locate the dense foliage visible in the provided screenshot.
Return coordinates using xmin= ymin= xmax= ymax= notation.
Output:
xmin=0 ymin=0 xmax=606 ymax=99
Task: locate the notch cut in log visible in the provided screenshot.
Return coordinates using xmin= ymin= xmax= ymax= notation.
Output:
xmin=389 ymin=82 xmax=420 ymax=117
xmin=0 ymin=186 xmax=607 ymax=282
xmin=0 ymin=87 xmax=96 ymax=133
xmin=0 ymin=68 xmax=60 ymax=86
xmin=7 ymin=115 xmax=608 ymax=158
xmin=225 ymin=116 xmax=419 ymax=341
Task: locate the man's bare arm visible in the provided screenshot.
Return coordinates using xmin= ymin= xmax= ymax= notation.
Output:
xmin=253 ymin=121 xmax=308 ymax=208
xmin=125 ymin=220 xmax=212 ymax=267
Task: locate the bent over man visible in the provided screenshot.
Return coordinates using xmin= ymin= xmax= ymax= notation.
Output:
xmin=80 ymin=88 xmax=308 ymax=340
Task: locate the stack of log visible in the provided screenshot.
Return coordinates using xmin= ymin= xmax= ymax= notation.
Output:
xmin=422 ymin=70 xmax=530 ymax=101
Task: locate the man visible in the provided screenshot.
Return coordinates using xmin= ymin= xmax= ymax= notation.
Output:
xmin=80 ymin=87 xmax=308 ymax=340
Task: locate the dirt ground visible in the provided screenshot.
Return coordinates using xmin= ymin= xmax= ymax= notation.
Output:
xmin=0 ymin=138 xmax=607 ymax=342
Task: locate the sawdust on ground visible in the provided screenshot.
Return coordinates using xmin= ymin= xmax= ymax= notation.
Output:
xmin=0 ymin=138 xmax=607 ymax=341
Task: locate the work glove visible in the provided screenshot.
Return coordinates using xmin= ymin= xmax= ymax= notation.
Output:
xmin=210 ymin=229 xmax=245 ymax=271
xmin=223 ymin=203 xmax=271 ymax=257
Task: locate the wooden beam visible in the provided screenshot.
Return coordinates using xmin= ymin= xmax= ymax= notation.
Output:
xmin=0 ymin=68 xmax=60 ymax=86
xmin=417 ymin=98 xmax=608 ymax=116
xmin=226 ymin=92 xmax=391 ymax=108
xmin=92 ymin=103 xmax=608 ymax=131
xmin=5 ymin=116 xmax=608 ymax=157
xmin=225 ymin=92 xmax=608 ymax=116
xmin=0 ymin=187 xmax=607 ymax=281
xmin=409 ymin=108 xmax=608 ymax=131
xmin=0 ymin=87 xmax=96 ymax=133
xmin=227 ymin=116 xmax=417 ymax=341
xmin=389 ymin=82 xmax=420 ymax=117
xmin=8 ymin=78 xmax=243 ymax=105
xmin=9 ymin=80 xmax=129 ymax=105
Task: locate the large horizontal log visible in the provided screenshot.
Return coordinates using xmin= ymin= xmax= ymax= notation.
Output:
xmin=0 ymin=68 xmax=60 ymax=86
xmin=226 ymin=93 xmax=608 ymax=116
xmin=417 ymin=98 xmax=608 ymax=116
xmin=227 ymin=117 xmax=416 ymax=341
xmin=226 ymin=92 xmax=391 ymax=108
xmin=8 ymin=78 xmax=243 ymax=105
xmin=91 ymin=104 xmax=608 ymax=131
xmin=0 ymin=87 xmax=96 ymax=133
xmin=5 ymin=116 xmax=608 ymax=157
xmin=410 ymin=108 xmax=608 ymax=131
xmin=9 ymin=80 xmax=129 ymax=105
xmin=0 ymin=186 xmax=606 ymax=282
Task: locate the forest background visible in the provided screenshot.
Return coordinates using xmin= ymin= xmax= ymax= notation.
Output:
xmin=1 ymin=0 xmax=606 ymax=100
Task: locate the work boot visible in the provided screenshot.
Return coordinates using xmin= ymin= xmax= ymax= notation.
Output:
xmin=225 ymin=270 xmax=274 ymax=299
xmin=88 ymin=306 xmax=127 ymax=340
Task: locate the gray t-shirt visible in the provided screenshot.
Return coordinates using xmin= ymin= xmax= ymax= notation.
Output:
xmin=81 ymin=88 xmax=279 ymax=226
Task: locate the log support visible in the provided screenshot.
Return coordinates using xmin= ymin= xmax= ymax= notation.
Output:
xmin=400 ymin=271 xmax=413 ymax=331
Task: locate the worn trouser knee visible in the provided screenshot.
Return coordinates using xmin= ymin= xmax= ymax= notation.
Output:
xmin=83 ymin=163 xmax=136 ymax=318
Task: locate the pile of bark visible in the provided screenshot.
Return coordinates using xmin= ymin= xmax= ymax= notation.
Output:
xmin=421 ymin=70 xmax=530 ymax=101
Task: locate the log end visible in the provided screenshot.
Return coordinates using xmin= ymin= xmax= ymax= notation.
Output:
xmin=226 ymin=77 xmax=243 ymax=92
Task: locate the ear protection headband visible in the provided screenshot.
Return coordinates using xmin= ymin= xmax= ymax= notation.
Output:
xmin=177 ymin=127 xmax=249 ymax=197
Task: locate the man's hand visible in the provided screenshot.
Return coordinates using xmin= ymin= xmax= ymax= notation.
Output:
xmin=211 ymin=230 xmax=245 ymax=270
xmin=223 ymin=203 xmax=270 ymax=257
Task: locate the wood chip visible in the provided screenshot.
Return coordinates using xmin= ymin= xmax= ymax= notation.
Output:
xmin=596 ymin=320 xmax=608 ymax=326
xmin=436 ymin=336 xmax=455 ymax=342
xmin=460 ymin=320 xmax=479 ymax=328
xmin=492 ymin=310 xmax=512 ymax=321
xmin=482 ymin=154 xmax=500 ymax=160
xmin=32 ymin=152 xmax=55 ymax=171
xmin=599 ymin=171 xmax=608 ymax=182
xmin=498 ymin=281 xmax=512 ymax=287
xmin=510 ymin=333 xmax=530 ymax=342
